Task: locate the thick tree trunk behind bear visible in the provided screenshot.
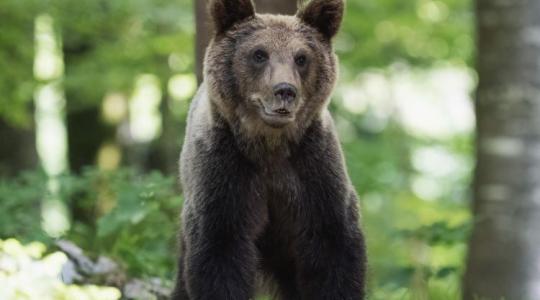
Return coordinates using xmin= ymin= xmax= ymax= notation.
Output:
xmin=254 ymin=0 xmax=297 ymax=15
xmin=463 ymin=0 xmax=540 ymax=299
xmin=194 ymin=0 xmax=210 ymax=84
xmin=194 ymin=0 xmax=299 ymax=84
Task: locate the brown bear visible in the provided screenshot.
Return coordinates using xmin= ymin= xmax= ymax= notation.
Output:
xmin=172 ymin=0 xmax=366 ymax=299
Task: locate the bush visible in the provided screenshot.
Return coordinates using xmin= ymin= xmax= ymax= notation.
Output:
xmin=0 ymin=168 xmax=183 ymax=279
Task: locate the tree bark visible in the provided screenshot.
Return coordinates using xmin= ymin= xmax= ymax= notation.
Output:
xmin=194 ymin=0 xmax=299 ymax=84
xmin=194 ymin=0 xmax=211 ymax=85
xmin=463 ymin=0 xmax=540 ymax=299
xmin=253 ymin=0 xmax=298 ymax=15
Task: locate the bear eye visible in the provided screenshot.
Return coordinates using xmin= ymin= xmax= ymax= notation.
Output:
xmin=253 ymin=49 xmax=269 ymax=64
xmin=295 ymin=54 xmax=307 ymax=67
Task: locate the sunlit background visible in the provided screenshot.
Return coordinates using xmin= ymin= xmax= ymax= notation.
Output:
xmin=0 ymin=0 xmax=474 ymax=299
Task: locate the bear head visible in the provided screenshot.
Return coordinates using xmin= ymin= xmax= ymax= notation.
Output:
xmin=204 ymin=0 xmax=344 ymax=140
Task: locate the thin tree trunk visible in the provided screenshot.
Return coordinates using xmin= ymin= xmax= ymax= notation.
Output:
xmin=66 ymin=105 xmax=112 ymax=172
xmin=463 ymin=0 xmax=540 ymax=299
xmin=63 ymin=41 xmax=114 ymax=173
xmin=194 ymin=0 xmax=299 ymax=84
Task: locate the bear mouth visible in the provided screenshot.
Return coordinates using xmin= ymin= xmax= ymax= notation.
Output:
xmin=250 ymin=96 xmax=296 ymax=128
xmin=272 ymin=108 xmax=290 ymax=115
xmin=260 ymin=106 xmax=295 ymax=128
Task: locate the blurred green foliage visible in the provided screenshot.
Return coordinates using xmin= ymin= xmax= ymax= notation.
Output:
xmin=340 ymin=121 xmax=472 ymax=299
xmin=339 ymin=0 xmax=473 ymax=78
xmin=0 ymin=171 xmax=49 ymax=242
xmin=65 ymin=168 xmax=183 ymax=278
xmin=0 ymin=169 xmax=182 ymax=278
xmin=0 ymin=0 xmax=37 ymax=126
xmin=0 ymin=0 xmax=193 ymax=125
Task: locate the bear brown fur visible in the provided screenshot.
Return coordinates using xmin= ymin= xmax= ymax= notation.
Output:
xmin=172 ymin=0 xmax=366 ymax=299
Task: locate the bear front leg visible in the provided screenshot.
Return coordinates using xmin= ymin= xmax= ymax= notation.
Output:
xmin=180 ymin=146 xmax=262 ymax=300
xmin=292 ymin=128 xmax=367 ymax=299
xmin=295 ymin=195 xmax=366 ymax=300
xmin=171 ymin=235 xmax=190 ymax=299
xmin=184 ymin=228 xmax=257 ymax=300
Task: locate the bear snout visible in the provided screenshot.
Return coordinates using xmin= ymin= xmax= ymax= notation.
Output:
xmin=273 ymin=82 xmax=297 ymax=103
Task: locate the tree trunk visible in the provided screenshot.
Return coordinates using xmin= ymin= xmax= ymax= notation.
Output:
xmin=254 ymin=0 xmax=297 ymax=15
xmin=463 ymin=0 xmax=540 ymax=299
xmin=66 ymin=105 xmax=112 ymax=172
xmin=194 ymin=0 xmax=299 ymax=84
xmin=194 ymin=0 xmax=211 ymax=85
xmin=146 ymin=95 xmax=183 ymax=176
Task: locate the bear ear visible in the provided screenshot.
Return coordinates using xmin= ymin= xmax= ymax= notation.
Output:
xmin=209 ymin=0 xmax=256 ymax=35
xmin=297 ymin=0 xmax=344 ymax=39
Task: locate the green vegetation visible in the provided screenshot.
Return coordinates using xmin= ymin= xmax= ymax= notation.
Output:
xmin=0 ymin=169 xmax=182 ymax=278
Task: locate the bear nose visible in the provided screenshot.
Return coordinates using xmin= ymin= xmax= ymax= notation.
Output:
xmin=273 ymin=83 xmax=297 ymax=102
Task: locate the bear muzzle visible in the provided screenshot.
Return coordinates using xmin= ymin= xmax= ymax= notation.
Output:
xmin=273 ymin=82 xmax=297 ymax=103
